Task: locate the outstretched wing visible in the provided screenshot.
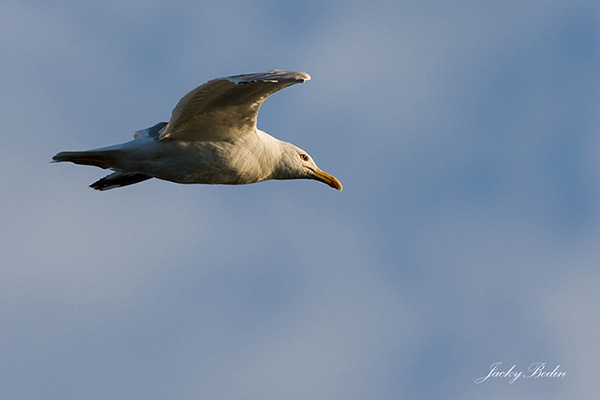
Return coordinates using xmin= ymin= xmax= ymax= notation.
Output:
xmin=158 ymin=70 xmax=311 ymax=142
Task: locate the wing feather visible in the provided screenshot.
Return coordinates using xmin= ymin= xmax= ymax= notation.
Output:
xmin=159 ymin=70 xmax=310 ymax=142
xmin=133 ymin=121 xmax=168 ymax=139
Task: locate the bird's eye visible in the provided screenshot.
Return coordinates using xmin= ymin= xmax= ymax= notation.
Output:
xmin=300 ymin=154 xmax=309 ymax=161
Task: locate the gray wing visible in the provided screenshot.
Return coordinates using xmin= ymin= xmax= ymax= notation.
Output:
xmin=158 ymin=70 xmax=311 ymax=142
xmin=133 ymin=121 xmax=168 ymax=140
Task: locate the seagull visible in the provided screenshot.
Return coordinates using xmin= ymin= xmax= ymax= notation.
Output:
xmin=53 ymin=70 xmax=342 ymax=191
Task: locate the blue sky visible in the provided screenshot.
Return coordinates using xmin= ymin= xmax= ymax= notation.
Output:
xmin=2 ymin=0 xmax=599 ymax=398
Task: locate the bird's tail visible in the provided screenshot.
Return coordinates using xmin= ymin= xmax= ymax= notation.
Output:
xmin=52 ymin=150 xmax=118 ymax=169
xmin=52 ymin=149 xmax=153 ymax=190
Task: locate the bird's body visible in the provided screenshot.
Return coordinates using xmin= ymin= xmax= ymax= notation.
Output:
xmin=53 ymin=70 xmax=342 ymax=191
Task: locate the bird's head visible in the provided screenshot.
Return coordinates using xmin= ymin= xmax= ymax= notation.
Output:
xmin=273 ymin=142 xmax=342 ymax=190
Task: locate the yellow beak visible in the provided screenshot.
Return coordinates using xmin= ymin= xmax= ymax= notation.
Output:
xmin=312 ymin=168 xmax=343 ymax=191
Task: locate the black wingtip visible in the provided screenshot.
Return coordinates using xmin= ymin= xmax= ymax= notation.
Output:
xmin=90 ymin=172 xmax=153 ymax=191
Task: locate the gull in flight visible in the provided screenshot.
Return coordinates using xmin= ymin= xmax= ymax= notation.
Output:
xmin=53 ymin=70 xmax=342 ymax=191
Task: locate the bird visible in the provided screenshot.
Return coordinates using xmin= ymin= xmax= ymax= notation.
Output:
xmin=52 ymin=70 xmax=342 ymax=192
